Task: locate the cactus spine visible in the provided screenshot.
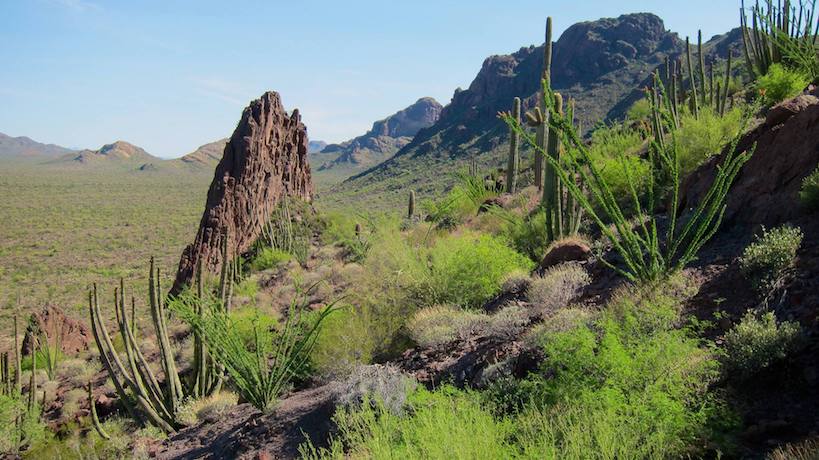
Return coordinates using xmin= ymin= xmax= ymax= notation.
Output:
xmin=408 ymin=190 xmax=416 ymax=219
xmin=506 ymin=97 xmax=521 ymax=193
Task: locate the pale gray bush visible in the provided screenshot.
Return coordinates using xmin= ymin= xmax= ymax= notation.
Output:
xmin=335 ymin=364 xmax=418 ymax=415
xmin=526 ymin=263 xmax=591 ymax=316
xmin=407 ymin=305 xmax=489 ymax=348
xmin=486 ymin=305 xmax=529 ymax=339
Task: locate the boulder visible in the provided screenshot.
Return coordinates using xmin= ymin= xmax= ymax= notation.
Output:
xmin=680 ymin=89 xmax=819 ymax=227
xmin=539 ymin=238 xmax=592 ymax=271
xmin=172 ymin=91 xmax=313 ymax=293
xmin=21 ymin=304 xmax=91 ymax=356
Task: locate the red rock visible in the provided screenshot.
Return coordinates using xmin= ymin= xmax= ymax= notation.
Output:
xmin=21 ymin=304 xmax=90 ymax=355
xmin=539 ymin=239 xmax=592 ymax=271
xmin=172 ymin=92 xmax=313 ymax=292
xmin=681 ymin=92 xmax=819 ymax=226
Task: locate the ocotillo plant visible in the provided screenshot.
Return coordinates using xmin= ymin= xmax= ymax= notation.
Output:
xmin=501 ymin=75 xmax=755 ymax=283
xmin=506 ymin=97 xmax=521 ymax=194
xmin=88 ymin=255 xmax=236 ymax=432
xmin=741 ymin=0 xmax=819 ymax=79
xmin=542 ymin=93 xmax=583 ymax=240
xmin=408 ymin=190 xmax=416 ymax=219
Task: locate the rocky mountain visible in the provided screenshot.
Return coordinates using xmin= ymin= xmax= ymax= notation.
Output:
xmin=0 ymin=132 xmax=75 ymax=158
xmin=308 ymin=140 xmax=328 ymax=154
xmin=317 ymin=97 xmax=442 ymax=171
xmin=56 ymin=140 xmax=160 ymax=167
xmin=327 ymin=13 xmax=745 ymax=208
xmin=178 ymin=138 xmax=229 ymax=169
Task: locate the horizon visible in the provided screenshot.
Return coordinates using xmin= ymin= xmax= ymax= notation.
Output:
xmin=1 ymin=1 xmax=740 ymax=159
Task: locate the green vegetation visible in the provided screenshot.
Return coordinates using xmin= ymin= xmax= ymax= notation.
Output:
xmin=755 ymin=63 xmax=811 ymax=105
xmin=722 ymin=311 xmax=802 ymax=380
xmin=739 ymin=225 xmax=803 ymax=295
xmin=799 ymin=166 xmax=819 ymax=211
xmin=172 ymin=286 xmax=338 ymax=413
xmin=249 ymin=247 xmax=292 ymax=271
xmin=677 ymin=107 xmax=745 ymax=176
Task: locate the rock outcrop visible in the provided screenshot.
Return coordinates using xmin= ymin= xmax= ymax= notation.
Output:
xmin=681 ymin=88 xmax=819 ymax=226
xmin=21 ymin=304 xmax=91 ymax=355
xmin=319 ymin=97 xmax=442 ymax=170
xmin=172 ymin=91 xmax=313 ymax=292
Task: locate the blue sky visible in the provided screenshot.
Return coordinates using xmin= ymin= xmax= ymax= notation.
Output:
xmin=1 ymin=0 xmax=740 ymax=158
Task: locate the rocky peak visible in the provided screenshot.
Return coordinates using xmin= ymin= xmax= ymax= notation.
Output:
xmin=172 ymin=91 xmax=313 ymax=292
xmin=369 ymin=97 xmax=443 ymax=138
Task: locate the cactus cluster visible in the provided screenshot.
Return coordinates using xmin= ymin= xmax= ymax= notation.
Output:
xmin=88 ymin=242 xmax=236 ymax=433
xmin=741 ymin=0 xmax=818 ymax=79
xmin=665 ymin=32 xmax=735 ymax=123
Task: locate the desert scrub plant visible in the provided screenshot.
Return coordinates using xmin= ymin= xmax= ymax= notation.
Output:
xmin=486 ymin=305 xmax=529 ymax=340
xmin=739 ymin=225 xmax=803 ymax=295
xmin=175 ymin=391 xmax=239 ymax=426
xmin=722 ymin=310 xmax=802 ymax=380
xmin=489 ymin=207 xmax=551 ymax=262
xmin=501 ymin=75 xmax=755 ymax=284
xmin=172 ymin=285 xmax=339 ymax=413
xmin=334 ymin=364 xmax=418 ymax=416
xmin=800 ymin=166 xmax=819 ymax=211
xmin=249 ymin=247 xmax=291 ymax=271
xmin=766 ymin=437 xmax=819 ymax=460
xmin=526 ymin=263 xmax=591 ymax=317
xmin=301 ymin=386 xmax=517 ymax=459
xmin=407 ymin=305 xmax=489 ymax=348
xmin=426 ymin=232 xmax=534 ymax=308
xmin=755 ymin=63 xmax=810 ymax=105
xmin=677 ymin=106 xmax=744 ymax=177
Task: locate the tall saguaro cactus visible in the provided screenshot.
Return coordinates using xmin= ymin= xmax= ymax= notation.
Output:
xmin=542 ymin=93 xmax=582 ymax=240
xmin=506 ymin=97 xmax=521 ymax=194
xmin=533 ymin=17 xmax=554 ymax=190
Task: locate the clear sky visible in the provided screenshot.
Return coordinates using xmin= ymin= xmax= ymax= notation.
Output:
xmin=1 ymin=0 xmax=741 ymax=158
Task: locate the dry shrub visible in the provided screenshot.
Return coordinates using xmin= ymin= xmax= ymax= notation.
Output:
xmin=526 ymin=263 xmax=590 ymax=316
xmin=767 ymin=437 xmax=819 ymax=460
xmin=407 ymin=305 xmax=489 ymax=348
xmin=58 ymin=358 xmax=100 ymax=388
xmin=524 ymin=307 xmax=596 ymax=348
xmin=335 ymin=364 xmax=418 ymax=415
xmin=176 ymin=391 xmax=239 ymax=427
xmin=486 ymin=305 xmax=529 ymax=340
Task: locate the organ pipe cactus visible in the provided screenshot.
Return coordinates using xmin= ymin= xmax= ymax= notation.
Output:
xmin=506 ymin=97 xmax=521 ymax=193
xmin=88 ymin=381 xmax=110 ymax=440
xmin=408 ymin=190 xmax=416 ymax=219
xmin=741 ymin=0 xmax=818 ymax=79
xmin=89 ymin=253 xmax=235 ymax=432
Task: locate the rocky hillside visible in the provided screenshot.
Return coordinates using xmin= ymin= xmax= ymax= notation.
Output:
xmin=317 ymin=97 xmax=442 ymax=171
xmin=178 ymin=138 xmax=229 ymax=169
xmin=55 ymin=140 xmax=160 ymax=167
xmin=308 ymin=140 xmax=328 ymax=154
xmin=326 ymin=14 xmax=739 ymax=208
xmin=0 ymin=132 xmax=75 ymax=158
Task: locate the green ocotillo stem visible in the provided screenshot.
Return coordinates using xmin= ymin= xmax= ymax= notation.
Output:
xmin=686 ymin=36 xmax=700 ymax=118
xmin=535 ymin=17 xmax=554 ymax=190
xmin=543 ymin=92 xmax=564 ymax=241
xmin=408 ymin=190 xmax=416 ymax=219
xmin=506 ymin=97 xmax=521 ymax=194
xmin=698 ymin=30 xmax=706 ymax=107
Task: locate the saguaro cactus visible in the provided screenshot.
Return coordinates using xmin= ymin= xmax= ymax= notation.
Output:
xmin=686 ymin=36 xmax=700 ymax=119
xmin=533 ymin=17 xmax=554 ymax=190
xmin=506 ymin=97 xmax=521 ymax=194
xmin=542 ymin=93 xmax=582 ymax=240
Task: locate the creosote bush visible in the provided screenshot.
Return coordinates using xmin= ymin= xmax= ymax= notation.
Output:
xmin=799 ymin=166 xmax=819 ymax=211
xmin=407 ymin=305 xmax=488 ymax=348
xmin=526 ymin=263 xmax=591 ymax=317
xmin=677 ymin=106 xmax=744 ymax=177
xmin=739 ymin=225 xmax=803 ymax=295
xmin=722 ymin=310 xmax=802 ymax=380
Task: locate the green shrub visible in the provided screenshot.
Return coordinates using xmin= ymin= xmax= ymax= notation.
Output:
xmin=677 ymin=107 xmax=744 ymax=177
xmin=799 ymin=167 xmax=819 ymax=211
xmin=626 ymin=98 xmax=651 ymax=121
xmin=587 ymin=126 xmax=649 ymax=210
xmin=427 ymin=232 xmax=533 ymax=308
xmin=250 ymin=247 xmax=291 ymax=271
xmin=301 ymin=386 xmax=517 ymax=459
xmin=755 ymin=63 xmax=810 ymax=105
xmin=228 ymin=306 xmax=279 ymax=349
xmin=722 ymin=311 xmax=802 ymax=380
xmin=490 ymin=208 xmax=550 ymax=262
xmin=739 ymin=225 xmax=803 ymax=295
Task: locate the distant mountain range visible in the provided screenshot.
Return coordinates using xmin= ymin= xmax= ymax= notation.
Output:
xmin=326 ymin=13 xmax=743 ymax=207
xmin=0 ymin=132 xmax=76 ymax=158
xmin=316 ymin=97 xmax=443 ymax=172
